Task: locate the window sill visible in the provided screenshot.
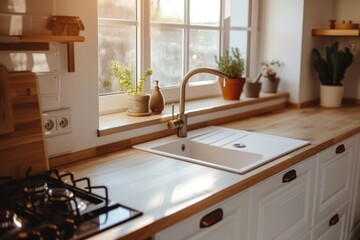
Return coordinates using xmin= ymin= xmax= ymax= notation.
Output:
xmin=98 ymin=92 xmax=289 ymax=137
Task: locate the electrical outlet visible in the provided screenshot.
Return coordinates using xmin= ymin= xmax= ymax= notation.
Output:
xmin=56 ymin=114 xmax=71 ymax=132
xmin=44 ymin=117 xmax=56 ymax=135
xmin=43 ymin=108 xmax=72 ymax=137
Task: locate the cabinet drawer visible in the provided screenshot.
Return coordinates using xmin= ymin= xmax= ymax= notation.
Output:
xmin=249 ymin=157 xmax=316 ymax=240
xmin=347 ymin=133 xmax=360 ymax=239
xmin=313 ymin=136 xmax=355 ymax=225
xmin=156 ymin=190 xmax=249 ymax=240
xmin=311 ymin=202 xmax=348 ymax=240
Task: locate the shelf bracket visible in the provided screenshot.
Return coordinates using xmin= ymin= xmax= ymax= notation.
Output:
xmin=66 ymin=42 xmax=75 ymax=72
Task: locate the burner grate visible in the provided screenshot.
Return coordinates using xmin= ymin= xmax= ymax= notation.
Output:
xmin=0 ymin=169 xmax=143 ymax=240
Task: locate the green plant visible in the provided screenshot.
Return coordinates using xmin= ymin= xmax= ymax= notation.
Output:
xmin=313 ymin=41 xmax=353 ymax=86
xmin=111 ymin=60 xmax=153 ymax=95
xmin=261 ymin=60 xmax=281 ymax=82
xmin=215 ymin=48 xmax=245 ymax=79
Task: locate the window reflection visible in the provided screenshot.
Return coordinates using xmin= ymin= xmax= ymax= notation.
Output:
xmin=9 ymin=53 xmax=53 ymax=72
xmin=9 ymin=15 xmax=22 ymax=35
xmin=8 ymin=0 xmax=26 ymax=13
xmin=10 ymin=53 xmax=27 ymax=71
xmin=32 ymin=53 xmax=51 ymax=72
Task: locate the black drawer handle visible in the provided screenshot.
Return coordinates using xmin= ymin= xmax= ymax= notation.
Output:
xmin=329 ymin=214 xmax=340 ymax=226
xmin=282 ymin=169 xmax=297 ymax=183
xmin=336 ymin=144 xmax=345 ymax=154
xmin=200 ymin=208 xmax=223 ymax=228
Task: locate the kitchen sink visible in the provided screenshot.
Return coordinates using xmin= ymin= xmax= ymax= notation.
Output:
xmin=133 ymin=126 xmax=310 ymax=174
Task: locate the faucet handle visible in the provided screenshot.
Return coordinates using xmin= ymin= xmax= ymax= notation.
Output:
xmin=168 ymin=103 xmax=184 ymax=131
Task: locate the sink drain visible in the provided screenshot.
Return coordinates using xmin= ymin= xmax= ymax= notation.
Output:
xmin=233 ymin=143 xmax=246 ymax=148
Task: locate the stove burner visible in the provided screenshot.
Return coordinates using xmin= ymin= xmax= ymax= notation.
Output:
xmin=22 ymin=179 xmax=48 ymax=199
xmin=47 ymin=188 xmax=87 ymax=213
xmin=0 ymin=210 xmax=21 ymax=231
xmin=48 ymin=188 xmax=74 ymax=201
xmin=0 ymin=170 xmax=143 ymax=240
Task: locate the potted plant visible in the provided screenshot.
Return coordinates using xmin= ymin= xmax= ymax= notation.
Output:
xmin=261 ymin=59 xmax=281 ymax=93
xmin=313 ymin=41 xmax=353 ymax=107
xmin=215 ymin=47 xmax=246 ymax=100
xmin=111 ymin=60 xmax=153 ymax=116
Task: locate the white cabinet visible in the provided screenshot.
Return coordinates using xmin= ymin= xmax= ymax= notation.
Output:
xmin=155 ymin=190 xmax=249 ymax=240
xmin=348 ymin=134 xmax=360 ymax=240
xmin=249 ymin=157 xmax=316 ymax=240
xmin=311 ymin=203 xmax=348 ymax=240
xmin=154 ymin=134 xmax=360 ymax=240
xmin=312 ymin=136 xmax=355 ymax=226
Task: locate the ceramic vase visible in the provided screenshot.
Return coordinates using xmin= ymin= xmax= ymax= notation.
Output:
xmin=150 ymin=80 xmax=165 ymax=114
xmin=320 ymin=85 xmax=344 ymax=108
xmin=262 ymin=76 xmax=280 ymax=93
xmin=127 ymin=94 xmax=151 ymax=116
xmin=245 ymin=81 xmax=262 ymax=98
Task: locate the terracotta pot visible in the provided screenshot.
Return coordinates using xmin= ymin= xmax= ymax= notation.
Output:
xmin=245 ymin=81 xmax=262 ymax=98
xmin=320 ymin=85 xmax=344 ymax=108
xmin=218 ymin=77 xmax=246 ymax=100
xmin=262 ymin=77 xmax=280 ymax=93
xmin=127 ymin=94 xmax=151 ymax=116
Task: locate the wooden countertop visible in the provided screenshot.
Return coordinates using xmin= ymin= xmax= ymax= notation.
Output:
xmin=59 ymin=105 xmax=360 ymax=240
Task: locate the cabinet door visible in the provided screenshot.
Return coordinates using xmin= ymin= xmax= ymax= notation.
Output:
xmin=311 ymin=203 xmax=348 ymax=240
xmin=156 ymin=190 xmax=249 ymax=240
xmin=249 ymin=157 xmax=316 ymax=240
xmin=313 ymin=136 xmax=355 ymax=226
xmin=348 ymin=133 xmax=360 ymax=239
xmin=187 ymin=210 xmax=240 ymax=240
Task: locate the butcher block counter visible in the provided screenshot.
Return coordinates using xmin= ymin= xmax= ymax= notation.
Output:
xmin=59 ymin=105 xmax=360 ymax=240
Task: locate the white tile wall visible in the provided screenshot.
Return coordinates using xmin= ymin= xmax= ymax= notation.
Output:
xmin=1 ymin=2 xmax=61 ymax=112
xmin=0 ymin=0 xmax=54 ymax=15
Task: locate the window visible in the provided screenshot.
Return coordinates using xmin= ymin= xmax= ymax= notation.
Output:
xmin=98 ymin=0 xmax=257 ymax=114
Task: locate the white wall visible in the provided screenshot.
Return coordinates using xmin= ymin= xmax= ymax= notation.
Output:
xmin=260 ymin=0 xmax=360 ymax=104
xmin=299 ymin=0 xmax=334 ymax=103
xmin=333 ymin=0 xmax=360 ymax=99
xmin=259 ymin=0 xmax=305 ymax=103
xmin=54 ymin=0 xmax=100 ymax=151
xmin=2 ymin=0 xmax=360 ymax=155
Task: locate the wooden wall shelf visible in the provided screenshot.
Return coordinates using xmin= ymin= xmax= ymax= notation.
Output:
xmin=20 ymin=35 xmax=84 ymax=43
xmin=0 ymin=35 xmax=85 ymax=72
xmin=312 ymin=29 xmax=360 ymax=37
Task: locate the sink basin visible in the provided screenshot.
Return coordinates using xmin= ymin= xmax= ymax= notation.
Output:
xmin=133 ymin=126 xmax=310 ymax=174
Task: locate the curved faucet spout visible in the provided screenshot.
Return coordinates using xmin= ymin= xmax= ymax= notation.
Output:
xmin=169 ymin=67 xmax=229 ymax=137
xmin=179 ymin=68 xmax=229 ymax=114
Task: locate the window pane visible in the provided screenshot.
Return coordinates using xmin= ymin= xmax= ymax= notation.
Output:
xmin=230 ymin=0 xmax=249 ymax=27
xmin=190 ymin=0 xmax=221 ymax=26
xmin=151 ymin=27 xmax=184 ymax=88
xmin=98 ymin=25 xmax=136 ymax=94
xmin=151 ymin=0 xmax=184 ymax=23
xmin=98 ymin=0 xmax=136 ymax=20
xmin=189 ymin=29 xmax=220 ymax=82
xmin=229 ymin=30 xmax=248 ymax=76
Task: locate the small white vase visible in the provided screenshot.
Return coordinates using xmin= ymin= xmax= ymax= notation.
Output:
xmin=320 ymin=85 xmax=344 ymax=108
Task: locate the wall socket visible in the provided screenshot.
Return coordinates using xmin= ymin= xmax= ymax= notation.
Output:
xmin=43 ymin=108 xmax=72 ymax=137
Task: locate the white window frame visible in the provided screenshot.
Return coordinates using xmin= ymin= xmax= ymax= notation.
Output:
xmin=99 ymin=0 xmax=259 ymax=115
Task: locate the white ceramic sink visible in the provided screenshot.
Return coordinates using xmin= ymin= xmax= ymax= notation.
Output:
xmin=133 ymin=126 xmax=310 ymax=174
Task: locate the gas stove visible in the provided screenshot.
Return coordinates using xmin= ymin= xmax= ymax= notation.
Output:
xmin=0 ymin=169 xmax=142 ymax=240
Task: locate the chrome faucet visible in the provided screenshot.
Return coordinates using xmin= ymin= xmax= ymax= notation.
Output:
xmin=168 ymin=67 xmax=229 ymax=137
